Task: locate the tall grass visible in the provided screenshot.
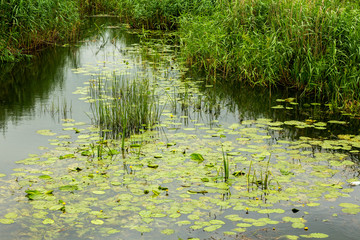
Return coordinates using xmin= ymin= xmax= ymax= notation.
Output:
xmin=0 ymin=0 xmax=81 ymax=62
xmin=89 ymin=73 xmax=161 ymax=140
xmin=180 ymin=0 xmax=360 ymax=109
xmin=111 ymin=0 xmax=216 ymax=30
xmin=3 ymin=0 xmax=360 ymax=109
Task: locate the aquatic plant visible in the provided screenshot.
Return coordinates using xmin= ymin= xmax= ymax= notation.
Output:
xmin=0 ymin=0 xmax=81 ymax=62
xmin=179 ymin=0 xmax=360 ymax=109
xmin=89 ymin=73 xmax=161 ymax=140
xmin=222 ymin=147 xmax=230 ymax=182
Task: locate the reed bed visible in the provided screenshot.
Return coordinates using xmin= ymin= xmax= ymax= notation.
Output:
xmin=89 ymin=74 xmax=161 ymax=139
xmin=2 ymin=0 xmax=360 ymax=109
xmin=179 ymin=0 xmax=360 ymax=109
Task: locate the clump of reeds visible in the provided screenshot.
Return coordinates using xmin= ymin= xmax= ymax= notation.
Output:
xmin=89 ymin=73 xmax=161 ymax=140
xmin=0 ymin=0 xmax=81 ymax=62
xmin=179 ymin=0 xmax=360 ymax=109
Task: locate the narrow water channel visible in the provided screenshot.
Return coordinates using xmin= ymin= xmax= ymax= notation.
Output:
xmin=0 ymin=18 xmax=359 ymax=240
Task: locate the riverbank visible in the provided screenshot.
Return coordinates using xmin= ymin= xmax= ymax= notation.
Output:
xmin=1 ymin=0 xmax=360 ymax=111
xmin=179 ymin=0 xmax=360 ymax=110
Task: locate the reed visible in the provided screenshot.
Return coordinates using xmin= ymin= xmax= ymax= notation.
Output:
xmin=179 ymin=0 xmax=360 ymax=109
xmin=222 ymin=147 xmax=230 ymax=182
xmin=89 ymin=73 xmax=161 ymax=140
xmin=0 ymin=0 xmax=81 ymax=62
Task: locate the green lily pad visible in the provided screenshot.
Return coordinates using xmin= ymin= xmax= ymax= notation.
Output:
xmin=92 ymin=191 xmax=106 ymax=195
xmin=292 ymin=222 xmax=305 ymax=228
xmin=341 ymin=208 xmax=360 ymax=214
xmin=134 ymin=226 xmax=152 ymax=233
xmin=0 ymin=219 xmax=14 ymax=224
xmin=176 ymin=220 xmax=191 ymax=226
xmin=203 ymin=224 xmax=222 ymax=232
xmin=4 ymin=212 xmax=18 ymax=219
xmin=209 ymin=220 xmax=225 ymax=225
xmin=59 ymin=185 xmax=78 ymax=191
xmin=37 ymin=129 xmax=56 ymax=136
xmin=284 ymin=235 xmax=299 ymax=240
xmin=91 ymin=219 xmax=104 ymax=225
xmin=190 ymin=153 xmax=204 ymax=162
xmin=300 ymin=233 xmax=329 ymax=238
xmin=339 ymin=203 xmax=360 ymax=208
xmin=42 ymin=218 xmax=54 ymax=224
xmin=161 ymin=229 xmax=175 ymax=235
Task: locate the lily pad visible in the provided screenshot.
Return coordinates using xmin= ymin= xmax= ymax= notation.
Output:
xmin=91 ymin=219 xmax=104 ymax=225
xmin=203 ymin=224 xmax=222 ymax=232
xmin=300 ymin=233 xmax=329 ymax=238
xmin=43 ymin=218 xmax=54 ymax=224
xmin=161 ymin=229 xmax=175 ymax=235
xmin=0 ymin=219 xmax=14 ymax=224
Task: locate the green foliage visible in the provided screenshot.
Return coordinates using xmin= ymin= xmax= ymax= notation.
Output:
xmin=179 ymin=0 xmax=360 ymax=109
xmin=114 ymin=0 xmax=216 ymax=30
xmin=2 ymin=0 xmax=360 ymax=109
xmin=89 ymin=74 xmax=161 ymax=139
xmin=0 ymin=0 xmax=81 ymax=62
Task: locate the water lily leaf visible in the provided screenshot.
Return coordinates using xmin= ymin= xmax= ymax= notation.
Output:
xmin=151 ymin=213 xmax=167 ymax=218
xmin=0 ymin=219 xmax=14 ymax=224
xmin=25 ymin=190 xmax=53 ymax=200
xmin=272 ymin=105 xmax=284 ymax=109
xmin=341 ymin=208 xmax=360 ymax=214
xmin=284 ymin=235 xmax=299 ymax=240
xmin=188 ymin=214 xmax=200 ymax=220
xmin=232 ymin=228 xmax=246 ymax=233
xmin=59 ymin=154 xmax=76 ymax=159
xmin=307 ymin=203 xmax=320 ymax=207
xmin=59 ymin=185 xmax=78 ymax=191
xmin=161 ymin=229 xmax=175 ymax=235
xmin=92 ymin=191 xmax=106 ymax=195
xmin=176 ymin=220 xmax=191 ymax=226
xmin=169 ymin=213 xmax=181 ymax=218
xmin=142 ymin=218 xmax=153 ymax=224
xmin=0 ymin=173 xmax=6 ymax=178
xmin=107 ymin=229 xmax=121 ymax=234
xmin=292 ymin=222 xmax=305 ymax=228
xmin=300 ymin=233 xmax=329 ymax=238
xmin=4 ymin=212 xmax=17 ymax=219
xmin=339 ymin=203 xmax=360 ymax=208
xmin=203 ymin=224 xmax=222 ymax=232
xmin=190 ymin=153 xmax=204 ymax=162
xmin=37 ymin=129 xmax=56 ymax=136
xmin=225 ymin=215 xmax=243 ymax=221
xmin=258 ymin=208 xmax=285 ymax=214
xmin=43 ymin=218 xmax=54 ymax=224
xmin=209 ymin=220 xmax=225 ymax=225
xmin=39 ymin=175 xmax=52 ymax=180
xmin=110 ymin=181 xmax=121 ymax=186
xmin=147 ymin=164 xmax=158 ymax=168
xmin=91 ymin=219 xmax=104 ymax=225
xmin=236 ymin=223 xmax=252 ymax=227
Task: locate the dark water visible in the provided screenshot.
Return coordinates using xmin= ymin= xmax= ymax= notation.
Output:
xmin=0 ymin=17 xmax=359 ymax=240
xmin=0 ymin=18 xmax=140 ymax=175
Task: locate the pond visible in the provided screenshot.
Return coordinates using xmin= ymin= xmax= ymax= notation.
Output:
xmin=0 ymin=17 xmax=359 ymax=240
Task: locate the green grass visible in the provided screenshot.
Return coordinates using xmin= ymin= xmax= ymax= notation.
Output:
xmin=179 ymin=0 xmax=360 ymax=109
xmin=2 ymin=0 xmax=360 ymax=110
xmin=89 ymin=73 xmax=161 ymax=140
xmin=0 ymin=0 xmax=81 ymax=62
